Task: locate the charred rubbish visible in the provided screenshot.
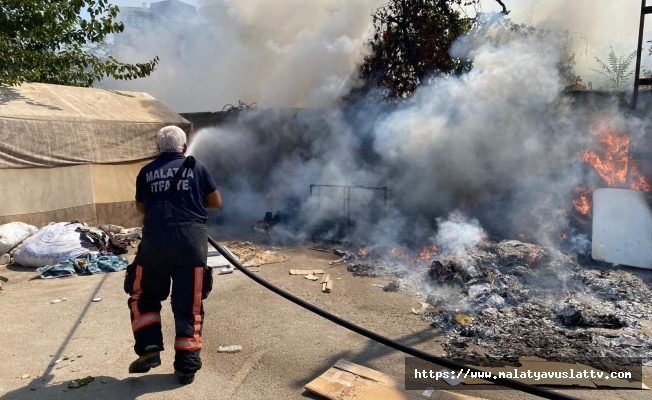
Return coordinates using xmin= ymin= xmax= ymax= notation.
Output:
xmin=251 ymin=211 xmax=291 ymax=234
xmin=419 ymin=240 xmax=652 ymax=370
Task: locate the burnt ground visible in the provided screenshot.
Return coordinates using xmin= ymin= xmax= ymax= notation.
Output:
xmin=0 ymin=232 xmax=650 ymax=400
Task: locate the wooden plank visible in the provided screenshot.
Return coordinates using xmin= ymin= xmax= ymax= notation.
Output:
xmin=305 ymin=359 xmax=485 ymax=400
xmin=321 ymin=274 xmax=332 ymax=293
xmin=289 ymin=269 xmax=324 ymax=275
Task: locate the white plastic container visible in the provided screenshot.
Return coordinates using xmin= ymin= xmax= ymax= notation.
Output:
xmin=592 ymin=188 xmax=652 ymax=269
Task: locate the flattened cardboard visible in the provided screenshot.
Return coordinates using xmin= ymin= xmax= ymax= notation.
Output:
xmin=305 ymin=359 xmax=485 ymax=400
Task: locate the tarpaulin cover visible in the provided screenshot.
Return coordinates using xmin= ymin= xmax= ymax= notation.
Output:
xmin=0 ymin=82 xmax=193 ymax=226
xmin=0 ymin=82 xmax=192 ymax=168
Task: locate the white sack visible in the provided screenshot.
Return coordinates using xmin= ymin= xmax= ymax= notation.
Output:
xmin=13 ymin=222 xmax=90 ymax=268
xmin=0 ymin=222 xmax=38 ymax=253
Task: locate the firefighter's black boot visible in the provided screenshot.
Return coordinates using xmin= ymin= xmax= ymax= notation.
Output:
xmin=176 ymin=371 xmax=195 ymax=385
xmin=128 ymin=351 xmax=161 ymax=373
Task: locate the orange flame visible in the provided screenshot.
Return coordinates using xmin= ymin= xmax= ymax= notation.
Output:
xmin=582 ymin=123 xmax=650 ymax=191
xmin=582 ymin=124 xmax=629 ymax=187
xmin=418 ymin=244 xmax=439 ymax=260
xmin=389 ymin=247 xmax=412 ymax=260
xmin=630 ymin=163 xmax=651 ymax=191
xmin=572 ymin=186 xmax=591 ymax=215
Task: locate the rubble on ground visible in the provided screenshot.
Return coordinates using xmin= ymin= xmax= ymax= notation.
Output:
xmin=341 ymin=239 xmax=652 ymax=371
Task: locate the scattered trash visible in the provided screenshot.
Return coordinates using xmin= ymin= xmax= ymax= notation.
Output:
xmin=455 ymin=314 xmax=472 ymax=325
xmin=218 ymin=266 xmax=234 ymax=275
xmin=321 ymin=274 xmax=333 ymax=293
xmin=50 ymin=298 xmax=67 ymax=304
xmin=68 ymin=376 xmax=94 ymax=389
xmin=98 ymin=224 xmax=123 ymax=234
xmin=305 ymin=274 xmax=319 ymax=281
xmin=20 ymin=374 xmax=30 ymax=379
xmin=411 ymin=302 xmax=431 ymax=315
xmin=382 ymin=281 xmax=402 ymax=292
xmin=440 ymin=369 xmax=464 ymax=386
xmin=371 ymin=284 xmax=384 ymax=288
xmin=92 ymin=297 xmax=102 ymax=302
xmin=0 ymin=253 xmax=10 ymax=265
xmin=217 ymin=345 xmax=242 ymax=353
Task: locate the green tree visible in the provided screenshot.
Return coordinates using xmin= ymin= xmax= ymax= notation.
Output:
xmin=592 ymin=48 xmax=636 ymax=89
xmin=357 ymin=0 xmax=478 ymax=101
xmin=0 ymin=0 xmax=158 ymax=87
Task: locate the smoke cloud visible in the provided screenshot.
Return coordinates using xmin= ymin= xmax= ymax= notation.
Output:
xmin=102 ymin=0 xmax=385 ymax=112
xmin=104 ymin=1 xmax=649 ymax=250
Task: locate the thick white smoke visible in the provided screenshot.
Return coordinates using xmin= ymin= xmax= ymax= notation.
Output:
xmin=106 ymin=1 xmax=649 ymax=250
xmin=102 ymin=0 xmax=385 ymax=111
xmin=187 ymin=29 xmax=594 ymax=247
xmin=103 ymin=1 xmax=645 ymax=108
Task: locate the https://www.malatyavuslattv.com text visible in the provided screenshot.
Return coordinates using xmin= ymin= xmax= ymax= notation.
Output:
xmin=413 ymin=367 xmax=633 ymax=382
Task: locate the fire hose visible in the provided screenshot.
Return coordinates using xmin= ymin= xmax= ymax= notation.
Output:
xmin=207 ymin=235 xmax=581 ymax=400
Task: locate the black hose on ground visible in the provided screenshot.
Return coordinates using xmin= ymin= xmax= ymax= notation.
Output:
xmin=207 ymin=236 xmax=581 ymax=400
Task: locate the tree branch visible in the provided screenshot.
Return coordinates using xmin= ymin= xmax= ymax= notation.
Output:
xmin=494 ymin=0 xmax=510 ymax=15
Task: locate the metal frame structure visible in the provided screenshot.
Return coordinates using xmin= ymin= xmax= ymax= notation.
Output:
xmin=309 ymin=184 xmax=391 ymax=230
xmin=632 ymin=0 xmax=652 ymax=109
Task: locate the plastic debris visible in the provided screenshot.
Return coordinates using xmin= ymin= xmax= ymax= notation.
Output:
xmin=68 ymin=376 xmax=94 ymax=389
xmin=50 ymin=298 xmax=67 ymax=304
xmin=20 ymin=374 xmax=30 ymax=379
xmin=217 ymin=345 xmax=242 ymax=353
xmin=411 ymin=302 xmax=431 ymax=315
xmin=218 ymin=266 xmax=234 ymax=275
xmin=92 ymin=297 xmax=102 ymax=302
xmin=455 ymin=314 xmax=472 ymax=325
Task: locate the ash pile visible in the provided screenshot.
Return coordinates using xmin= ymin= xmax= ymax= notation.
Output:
xmin=419 ymin=240 xmax=652 ymax=369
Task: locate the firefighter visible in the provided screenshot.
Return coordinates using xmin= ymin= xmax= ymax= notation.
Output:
xmin=125 ymin=125 xmax=222 ymax=385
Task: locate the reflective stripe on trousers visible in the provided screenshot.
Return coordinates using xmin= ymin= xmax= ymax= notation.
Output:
xmin=130 ymin=264 xmax=162 ymax=332
xmin=174 ymin=266 xmax=205 ymax=352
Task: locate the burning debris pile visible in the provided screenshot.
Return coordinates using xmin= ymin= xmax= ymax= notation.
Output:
xmin=419 ymin=240 xmax=652 ymax=369
xmin=330 ymin=234 xmax=652 ymax=370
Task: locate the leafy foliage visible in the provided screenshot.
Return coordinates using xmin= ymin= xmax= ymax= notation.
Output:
xmin=557 ymin=32 xmax=587 ymax=91
xmin=592 ymin=48 xmax=637 ymax=89
xmin=0 ymin=0 xmax=158 ymax=87
xmin=357 ymin=0 xmax=479 ymax=101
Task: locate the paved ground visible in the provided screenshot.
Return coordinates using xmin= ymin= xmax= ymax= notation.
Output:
xmin=0 ymin=234 xmax=649 ymax=400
